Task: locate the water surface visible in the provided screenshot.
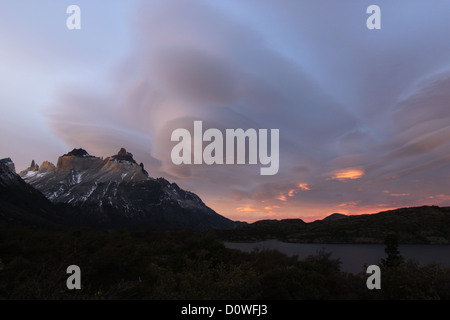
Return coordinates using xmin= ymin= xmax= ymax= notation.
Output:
xmin=225 ymin=240 xmax=450 ymax=274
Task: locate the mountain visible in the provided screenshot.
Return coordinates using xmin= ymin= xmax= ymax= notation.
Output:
xmin=0 ymin=158 xmax=64 ymax=228
xmin=217 ymin=206 xmax=450 ymax=244
xmin=321 ymin=213 xmax=348 ymax=222
xmin=17 ymin=148 xmax=236 ymax=230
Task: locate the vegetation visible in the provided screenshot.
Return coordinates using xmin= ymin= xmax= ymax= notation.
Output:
xmin=1 ymin=222 xmax=449 ymax=300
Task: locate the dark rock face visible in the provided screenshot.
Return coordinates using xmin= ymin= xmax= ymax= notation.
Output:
xmin=63 ymin=148 xmax=94 ymax=158
xmin=0 ymin=158 xmax=63 ymax=227
xmin=0 ymin=158 xmax=15 ymax=173
xmin=29 ymin=160 xmax=39 ymax=171
xmin=17 ymin=148 xmax=236 ymax=230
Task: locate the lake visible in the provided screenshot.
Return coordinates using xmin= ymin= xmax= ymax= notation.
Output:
xmin=224 ymin=240 xmax=450 ymax=274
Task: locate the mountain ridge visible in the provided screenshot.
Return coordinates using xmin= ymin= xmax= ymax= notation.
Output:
xmin=216 ymin=205 xmax=450 ymax=244
xmin=6 ymin=148 xmax=236 ymax=230
xmin=2 ymin=149 xmax=450 ymax=241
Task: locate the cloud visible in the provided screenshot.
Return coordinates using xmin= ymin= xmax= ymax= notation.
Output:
xmin=236 ymin=206 xmax=260 ymax=213
xmin=337 ymin=201 xmax=361 ymax=208
xmin=329 ymin=168 xmax=365 ymax=181
xmin=43 ymin=0 xmax=450 ymax=220
xmin=276 ymin=195 xmax=287 ymax=202
xmin=297 ymin=183 xmax=311 ymax=191
xmin=49 ymin=0 xmax=356 ymax=179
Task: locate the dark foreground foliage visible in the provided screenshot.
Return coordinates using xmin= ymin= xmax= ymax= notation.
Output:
xmin=1 ymin=223 xmax=449 ymax=300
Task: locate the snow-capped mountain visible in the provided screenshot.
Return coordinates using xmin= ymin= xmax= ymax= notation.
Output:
xmin=18 ymin=148 xmax=236 ymax=230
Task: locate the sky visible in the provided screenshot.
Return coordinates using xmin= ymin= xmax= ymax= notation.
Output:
xmin=2 ymin=0 xmax=450 ymax=222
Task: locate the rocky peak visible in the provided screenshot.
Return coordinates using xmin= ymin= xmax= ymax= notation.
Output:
xmin=1 ymin=158 xmax=28 ymax=189
xmin=0 ymin=158 xmax=16 ymax=174
xmin=18 ymin=160 xmax=40 ymax=176
xmin=56 ymin=148 xmax=100 ymax=172
xmin=118 ymin=148 xmax=128 ymax=157
xmin=63 ymin=148 xmax=94 ymax=158
xmin=30 ymin=160 xmax=39 ymax=171
xmin=111 ymin=148 xmax=136 ymax=164
xmin=39 ymin=161 xmax=56 ymax=173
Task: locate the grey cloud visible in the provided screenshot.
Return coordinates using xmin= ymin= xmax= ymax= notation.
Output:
xmin=152 ymin=48 xmax=239 ymax=105
xmin=45 ymin=0 xmax=450 ymax=219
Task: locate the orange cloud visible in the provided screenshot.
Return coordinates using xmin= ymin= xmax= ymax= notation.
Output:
xmin=331 ymin=168 xmax=365 ymax=181
xmin=337 ymin=201 xmax=360 ymax=208
xmin=297 ymin=183 xmax=311 ymax=190
xmin=236 ymin=206 xmax=260 ymax=213
xmin=383 ymin=190 xmax=410 ymax=197
xmin=428 ymin=194 xmax=450 ymax=201
xmin=275 ymin=183 xmax=311 ymax=202
xmin=264 ymin=206 xmax=280 ymax=210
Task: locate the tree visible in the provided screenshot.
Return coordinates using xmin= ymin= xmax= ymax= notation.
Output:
xmin=381 ymin=234 xmax=404 ymax=268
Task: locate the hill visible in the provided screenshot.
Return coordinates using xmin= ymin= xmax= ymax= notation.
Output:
xmin=216 ymin=206 xmax=450 ymax=244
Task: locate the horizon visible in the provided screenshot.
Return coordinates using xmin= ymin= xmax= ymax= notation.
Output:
xmin=4 ymin=146 xmax=445 ymax=223
xmin=2 ymin=1 xmax=450 ymax=223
